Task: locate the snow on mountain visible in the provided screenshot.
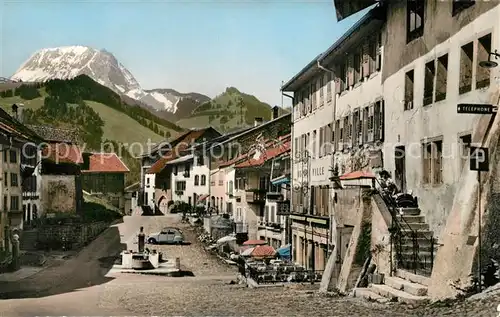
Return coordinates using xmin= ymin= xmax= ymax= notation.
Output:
xmin=10 ymin=45 xmax=204 ymax=113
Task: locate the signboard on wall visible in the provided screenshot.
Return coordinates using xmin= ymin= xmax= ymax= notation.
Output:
xmin=276 ymin=200 xmax=290 ymax=215
xmin=470 ymin=147 xmax=489 ymax=171
xmin=309 ymin=157 xmax=330 ymax=183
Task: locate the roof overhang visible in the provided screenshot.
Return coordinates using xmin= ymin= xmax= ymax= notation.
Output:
xmin=320 ymin=5 xmax=385 ymax=66
xmin=166 ymin=154 xmax=194 ymax=165
xmin=281 ymin=54 xmax=323 ymax=92
xmin=334 ymin=0 xmax=379 ymax=22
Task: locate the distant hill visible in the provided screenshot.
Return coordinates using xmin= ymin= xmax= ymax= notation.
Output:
xmin=0 ymin=75 xmax=186 ymax=185
xmin=176 ymin=87 xmax=282 ymax=133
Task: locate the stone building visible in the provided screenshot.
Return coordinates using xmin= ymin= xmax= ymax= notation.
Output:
xmin=81 ymin=153 xmax=129 ymax=212
xmin=325 ymin=0 xmax=500 ymax=301
xmin=281 ymin=5 xmax=385 ymax=272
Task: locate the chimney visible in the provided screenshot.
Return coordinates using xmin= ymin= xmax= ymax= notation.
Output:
xmin=254 ymin=117 xmax=263 ymax=127
xmin=272 ymin=106 xmax=280 ymax=120
xmin=11 ymin=103 xmax=24 ymax=123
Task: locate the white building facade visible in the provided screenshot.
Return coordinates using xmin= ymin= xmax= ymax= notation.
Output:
xmin=282 ymin=6 xmax=386 ymax=271
xmin=170 ymin=154 xmax=210 ymax=206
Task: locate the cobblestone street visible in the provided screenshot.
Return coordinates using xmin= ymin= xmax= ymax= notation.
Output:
xmin=0 ymin=215 xmax=496 ymax=316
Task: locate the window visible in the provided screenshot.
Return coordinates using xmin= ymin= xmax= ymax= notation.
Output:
xmin=3 ymin=150 xmax=6 ymax=163
xmin=340 ymin=63 xmax=347 ymax=92
xmin=404 ymin=70 xmax=414 ymax=110
xmin=10 ymin=173 xmax=18 ymax=187
xmin=218 ymin=179 xmax=223 ymax=186
xmin=452 ymin=0 xmax=474 ymax=16
xmin=354 ymin=51 xmax=361 ymax=83
xmin=270 ymin=206 xmax=275 ymax=223
xmin=311 ymin=82 xmax=317 ymax=110
xmin=367 ymin=105 xmax=375 ymax=142
xmin=436 ymin=54 xmax=449 ymax=102
xmin=423 ymin=60 xmax=435 ymax=106
xmin=353 ymin=109 xmax=361 ymax=147
xmin=374 ymin=100 xmax=385 ymax=141
xmin=459 ymin=42 xmax=474 ymax=94
xmin=343 ymin=116 xmax=351 ymax=148
xmin=228 ymin=180 xmax=233 ymax=194
xmin=194 ymin=175 xmax=199 ymax=186
xmin=264 ymin=206 xmax=269 ymax=223
xmin=175 ymin=181 xmax=186 ymax=191
xmin=145 ymin=192 xmax=148 ymax=203
xmin=10 ymin=196 xmax=19 ymax=211
xmin=146 ymin=177 xmax=150 ymax=185
xmin=459 ymin=134 xmax=472 ymax=171
xmin=407 ymin=0 xmax=424 ymax=42
xmin=319 ymin=76 xmax=324 ymax=100
xmin=318 ymin=127 xmax=323 ymax=157
xmin=422 ymin=140 xmax=443 ymax=185
xmin=3 ymin=172 xmax=7 ymax=186
xmin=3 ymin=195 xmax=7 ymax=211
xmin=477 ymin=33 xmax=492 ymax=89
xmin=326 ymin=72 xmax=332 ymax=101
xmin=201 ymin=175 xmax=206 ymax=186
xmin=9 ymin=150 xmax=17 ymax=163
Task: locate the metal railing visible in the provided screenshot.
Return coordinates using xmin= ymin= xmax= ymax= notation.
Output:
xmin=374 ymin=178 xmax=435 ymax=276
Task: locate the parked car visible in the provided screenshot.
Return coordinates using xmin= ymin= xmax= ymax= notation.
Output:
xmin=147 ymin=227 xmax=185 ymax=244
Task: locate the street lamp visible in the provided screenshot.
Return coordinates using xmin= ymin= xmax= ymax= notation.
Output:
xmin=479 ymin=50 xmax=500 ymax=69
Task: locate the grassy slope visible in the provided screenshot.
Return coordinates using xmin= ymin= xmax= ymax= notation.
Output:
xmin=176 ymin=87 xmax=273 ymax=133
xmin=0 ymin=96 xmax=165 ymax=154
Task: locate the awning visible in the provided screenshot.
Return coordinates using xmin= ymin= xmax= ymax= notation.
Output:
xmin=217 ymin=234 xmax=236 ymax=244
xmin=243 ymin=239 xmax=267 ymax=246
xmin=241 ymin=247 xmax=254 ymax=256
xmin=271 ymin=175 xmax=290 ymax=186
xmin=277 ymin=244 xmax=291 ymax=259
xmin=198 ymin=194 xmax=209 ymax=202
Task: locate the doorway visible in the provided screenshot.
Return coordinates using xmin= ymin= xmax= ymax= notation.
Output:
xmin=394 ymin=146 xmax=407 ymax=193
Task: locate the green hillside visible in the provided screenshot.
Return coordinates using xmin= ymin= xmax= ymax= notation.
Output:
xmin=0 ymin=75 xmax=186 ymax=185
xmin=176 ymin=87 xmax=274 ymax=133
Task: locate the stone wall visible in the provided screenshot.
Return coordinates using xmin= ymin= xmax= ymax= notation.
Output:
xmin=36 ymin=221 xmax=109 ymax=249
xmin=41 ymin=175 xmax=77 ymax=213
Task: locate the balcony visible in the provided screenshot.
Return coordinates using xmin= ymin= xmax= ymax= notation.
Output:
xmin=245 ymin=189 xmax=266 ymax=204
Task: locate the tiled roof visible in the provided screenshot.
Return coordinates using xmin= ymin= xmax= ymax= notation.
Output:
xmin=42 ymin=143 xmax=83 ymax=164
xmin=82 ymin=153 xmax=129 ymax=173
xmin=235 ymin=140 xmax=290 ymax=168
xmin=26 ymin=125 xmax=81 ymax=144
xmin=147 ymin=129 xmax=209 ymax=174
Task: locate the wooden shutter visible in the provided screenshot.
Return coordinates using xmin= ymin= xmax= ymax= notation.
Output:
xmin=326 ymin=124 xmax=332 ymax=154
xmin=357 ymin=110 xmax=363 ymax=145
xmin=335 ymin=77 xmax=341 ymax=94
xmin=319 ymin=127 xmax=324 ymax=157
xmin=338 ymin=119 xmax=344 ymax=151
xmin=334 ymin=119 xmax=340 ymax=153
xmin=362 ymin=107 xmax=368 ymax=144
xmin=378 ymin=100 xmax=385 ymax=141
xmin=376 ymin=34 xmax=382 ymax=71
xmin=347 ymin=55 xmax=355 ymax=87
xmin=362 ymin=42 xmax=370 ymax=78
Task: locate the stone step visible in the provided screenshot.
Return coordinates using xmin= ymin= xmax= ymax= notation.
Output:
xmin=398 ymin=215 xmax=425 ymax=223
xmin=404 ymin=222 xmax=429 ymax=231
xmin=400 ymin=244 xmax=434 ymax=253
xmin=397 ymin=207 xmax=420 ymax=216
xmin=384 ymin=276 xmax=428 ymax=296
xmin=352 ymin=288 xmax=388 ymax=303
xmin=399 ymin=236 xmax=435 ymax=246
xmin=400 ymin=229 xmax=433 ymax=239
xmin=395 ymin=269 xmax=431 ymax=286
xmin=369 ymin=283 xmax=429 ymax=305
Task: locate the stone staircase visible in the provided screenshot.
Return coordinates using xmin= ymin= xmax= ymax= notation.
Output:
xmin=396 ymin=207 xmax=436 ymax=276
xmin=352 ymin=207 xmax=436 ymax=304
xmin=20 ymin=229 xmax=39 ymax=251
xmin=353 ymin=269 xmax=430 ymax=304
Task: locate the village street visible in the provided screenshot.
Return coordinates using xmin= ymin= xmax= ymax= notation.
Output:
xmin=0 ymin=214 xmax=496 ymax=316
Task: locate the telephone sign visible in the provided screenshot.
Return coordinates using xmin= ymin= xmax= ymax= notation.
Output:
xmin=470 ymin=147 xmax=489 ymax=171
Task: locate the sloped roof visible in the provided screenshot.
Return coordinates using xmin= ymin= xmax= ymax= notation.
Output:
xmin=234 ymin=140 xmax=290 ymax=168
xmin=42 ymin=143 xmax=83 ymax=164
xmin=0 ymin=108 xmax=44 ymax=143
xmin=147 ymin=129 xmax=209 ymax=174
xmin=27 ymin=124 xmax=81 ymax=144
xmin=82 ymin=153 xmax=129 ymax=173
xmin=251 ymin=245 xmax=276 ymax=257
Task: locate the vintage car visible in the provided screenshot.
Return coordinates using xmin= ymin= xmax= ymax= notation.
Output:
xmin=147 ymin=227 xmax=185 ymax=244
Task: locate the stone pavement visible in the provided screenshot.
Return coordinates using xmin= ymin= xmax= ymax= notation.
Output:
xmin=0 ymin=214 xmax=497 ymax=316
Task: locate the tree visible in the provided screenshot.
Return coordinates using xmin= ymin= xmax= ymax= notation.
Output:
xmin=220 ymin=116 xmax=229 ymax=124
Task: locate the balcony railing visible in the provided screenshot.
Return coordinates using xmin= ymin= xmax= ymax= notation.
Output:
xmin=245 ymin=189 xmax=266 ymax=204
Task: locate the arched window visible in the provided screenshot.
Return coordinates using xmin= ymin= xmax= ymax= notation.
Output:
xmin=194 ymin=175 xmax=199 ymax=186
xmin=201 ymin=175 xmax=206 ymax=186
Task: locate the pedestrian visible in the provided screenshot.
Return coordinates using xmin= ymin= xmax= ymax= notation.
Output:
xmin=138 ymin=226 xmax=145 ymax=253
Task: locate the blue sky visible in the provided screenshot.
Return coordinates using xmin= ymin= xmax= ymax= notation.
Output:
xmin=1 ymin=1 xmax=370 ymax=107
